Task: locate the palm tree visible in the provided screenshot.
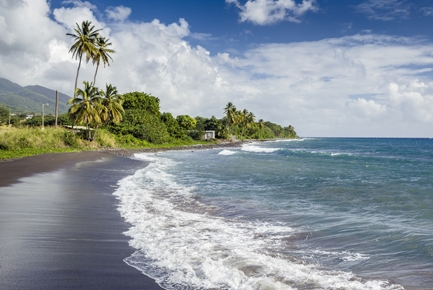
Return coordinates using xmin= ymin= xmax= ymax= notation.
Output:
xmin=100 ymin=84 xmax=124 ymax=124
xmin=224 ymin=102 xmax=237 ymax=125
xmin=92 ymin=36 xmax=115 ymax=86
xmin=239 ymin=109 xmax=247 ymax=125
xmin=89 ymin=84 xmax=124 ymax=140
xmin=68 ymin=81 xmax=103 ymax=140
xmin=258 ymin=119 xmax=265 ymax=129
xmin=67 ymin=21 xmax=101 ymax=97
xmin=238 ymin=109 xmax=249 ymax=136
xmin=246 ymin=111 xmax=255 ymax=128
xmin=224 ymin=102 xmax=237 ymax=135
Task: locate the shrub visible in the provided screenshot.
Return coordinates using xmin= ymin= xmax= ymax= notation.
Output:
xmin=62 ymin=130 xmax=82 ymax=147
xmin=95 ymin=129 xmax=117 ymax=148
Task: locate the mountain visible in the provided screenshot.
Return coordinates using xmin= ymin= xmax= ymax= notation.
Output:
xmin=0 ymin=78 xmax=70 ymax=114
xmin=24 ymin=85 xmax=70 ymax=105
xmin=0 ymin=78 xmax=22 ymax=93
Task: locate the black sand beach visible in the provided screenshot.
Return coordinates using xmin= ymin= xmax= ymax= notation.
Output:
xmin=0 ymin=152 xmax=163 ymax=289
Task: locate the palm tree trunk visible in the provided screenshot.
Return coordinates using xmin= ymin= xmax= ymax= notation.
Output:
xmin=85 ymin=117 xmax=91 ymax=140
xmin=74 ymin=54 xmax=83 ymax=97
xmin=93 ymin=63 xmax=99 ymax=86
xmin=92 ymin=125 xmax=99 ymax=141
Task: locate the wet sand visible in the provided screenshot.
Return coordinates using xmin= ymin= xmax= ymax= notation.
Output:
xmin=0 ymin=152 xmax=163 ymax=289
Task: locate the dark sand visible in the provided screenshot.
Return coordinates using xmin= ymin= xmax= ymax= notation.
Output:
xmin=0 ymin=152 xmax=163 ymax=289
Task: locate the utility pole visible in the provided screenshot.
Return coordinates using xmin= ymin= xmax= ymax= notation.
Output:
xmin=42 ymin=103 xmax=49 ymax=129
xmin=8 ymin=109 xmax=11 ymax=126
xmin=55 ymin=90 xmax=59 ymax=128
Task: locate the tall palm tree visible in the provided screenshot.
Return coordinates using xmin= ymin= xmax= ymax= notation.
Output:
xmin=67 ymin=21 xmax=101 ymax=97
xmin=92 ymin=36 xmax=115 ymax=86
xmin=68 ymin=81 xmax=103 ymax=140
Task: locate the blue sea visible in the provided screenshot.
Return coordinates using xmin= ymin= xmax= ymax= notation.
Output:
xmin=114 ymin=138 xmax=433 ymax=289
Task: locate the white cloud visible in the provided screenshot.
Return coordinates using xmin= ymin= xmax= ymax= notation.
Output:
xmin=215 ymin=34 xmax=433 ymax=136
xmin=105 ymin=5 xmax=131 ymax=22
xmin=347 ymin=98 xmax=387 ymax=117
xmin=226 ymin=0 xmax=318 ymax=25
xmin=0 ymin=0 xmax=433 ymax=137
xmin=355 ymin=0 xmax=410 ymax=21
xmin=53 ymin=5 xmax=99 ymax=30
xmin=388 ymin=81 xmax=433 ymax=122
xmin=62 ymin=0 xmax=97 ymax=11
xmin=0 ymin=0 xmax=68 ymax=89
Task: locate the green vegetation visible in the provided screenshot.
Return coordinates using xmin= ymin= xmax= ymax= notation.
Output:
xmin=0 ymin=125 xmax=215 ymax=160
xmin=0 ymin=20 xmax=297 ymax=160
xmin=0 ymin=105 xmax=9 ymax=125
xmin=223 ymin=102 xmax=297 ymax=139
xmin=109 ymin=92 xmax=169 ymax=144
xmin=0 ymin=127 xmax=81 ymax=159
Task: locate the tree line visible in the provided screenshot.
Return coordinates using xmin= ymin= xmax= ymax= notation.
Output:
xmin=0 ymin=20 xmax=298 ymax=143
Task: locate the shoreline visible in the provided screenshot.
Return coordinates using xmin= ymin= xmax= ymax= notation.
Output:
xmin=104 ymin=140 xmax=247 ymax=157
xmin=0 ymin=141 xmax=248 ymax=289
xmin=0 ymin=141 xmax=246 ymax=187
xmin=0 ymin=152 xmax=164 ymax=289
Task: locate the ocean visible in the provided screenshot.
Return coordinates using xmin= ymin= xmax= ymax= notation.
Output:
xmin=113 ymin=138 xmax=433 ymax=289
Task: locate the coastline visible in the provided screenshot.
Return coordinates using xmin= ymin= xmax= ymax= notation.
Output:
xmin=0 ymin=141 xmax=246 ymax=186
xmin=0 ymin=141 xmax=247 ymax=289
xmin=103 ymin=140 xmax=247 ymax=157
xmin=0 ymin=152 xmax=164 ymax=289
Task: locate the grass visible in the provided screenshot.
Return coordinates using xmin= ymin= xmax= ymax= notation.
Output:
xmin=0 ymin=126 xmax=219 ymax=160
xmin=0 ymin=147 xmax=79 ymax=160
xmin=0 ymin=126 xmax=84 ymax=160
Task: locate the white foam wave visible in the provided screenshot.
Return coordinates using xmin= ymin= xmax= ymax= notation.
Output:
xmin=114 ymin=154 xmax=403 ymax=290
xmin=272 ymin=138 xmax=308 ymax=142
xmin=309 ymin=249 xmax=370 ymax=262
xmin=219 ymin=149 xmax=237 ymax=155
xmin=241 ymin=144 xmax=281 ymax=153
xmin=290 ymin=149 xmax=354 ymax=157
xmin=331 ymin=152 xmax=353 ymax=156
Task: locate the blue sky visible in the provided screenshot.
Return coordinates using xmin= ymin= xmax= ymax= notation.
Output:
xmin=46 ymin=0 xmax=433 ymax=53
xmin=1 ymin=0 xmax=433 ymax=137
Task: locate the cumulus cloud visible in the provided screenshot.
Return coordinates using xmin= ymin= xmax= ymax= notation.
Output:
xmin=0 ymin=0 xmax=69 ymax=91
xmin=347 ymin=98 xmax=387 ymax=118
xmin=355 ymin=0 xmax=410 ymax=21
xmin=105 ymin=5 xmax=131 ymax=22
xmin=215 ymin=33 xmax=433 ymax=136
xmin=226 ymin=0 xmax=318 ymax=25
xmin=388 ymin=81 xmax=433 ymax=122
xmin=0 ymin=0 xmax=433 ymax=137
xmin=53 ymin=3 xmax=99 ymax=29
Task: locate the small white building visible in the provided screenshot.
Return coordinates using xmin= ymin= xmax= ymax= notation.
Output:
xmin=203 ymin=131 xmax=215 ymax=140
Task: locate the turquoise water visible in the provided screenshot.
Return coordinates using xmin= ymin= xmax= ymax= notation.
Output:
xmin=115 ymin=138 xmax=433 ymax=289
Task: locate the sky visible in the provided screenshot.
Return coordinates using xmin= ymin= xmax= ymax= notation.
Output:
xmin=1 ymin=0 xmax=433 ymax=137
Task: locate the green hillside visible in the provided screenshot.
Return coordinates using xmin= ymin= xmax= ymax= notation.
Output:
xmin=0 ymin=78 xmax=70 ymax=114
xmin=24 ymin=85 xmax=70 ymax=105
xmin=0 ymin=78 xmax=22 ymax=93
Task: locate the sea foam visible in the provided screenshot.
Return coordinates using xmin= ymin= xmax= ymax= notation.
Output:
xmin=241 ymin=144 xmax=280 ymax=153
xmin=113 ymin=153 xmax=404 ymax=290
xmin=219 ymin=149 xmax=237 ymax=155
